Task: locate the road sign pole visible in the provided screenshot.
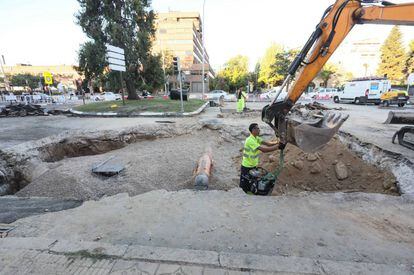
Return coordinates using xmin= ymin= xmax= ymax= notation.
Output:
xmin=120 ymin=71 xmax=125 ymax=106
xmin=179 ymin=71 xmax=184 ymax=112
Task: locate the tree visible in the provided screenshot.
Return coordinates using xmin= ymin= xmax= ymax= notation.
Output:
xmin=209 ymin=76 xmax=230 ymax=92
xmin=404 ymin=40 xmax=414 ymax=78
xmin=76 ymin=0 xmax=157 ymax=99
xmin=269 ymin=49 xmax=298 ymax=86
xmin=10 ymin=74 xmax=42 ymax=89
xmin=219 ymin=55 xmax=249 ymax=92
xmin=319 ymin=63 xmax=339 ymax=88
xmin=258 ymin=43 xmax=283 ymax=87
xmin=377 ymin=26 xmax=406 ymax=84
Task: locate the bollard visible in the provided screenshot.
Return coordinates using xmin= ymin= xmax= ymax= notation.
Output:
xmin=194 ymin=148 xmax=213 ymax=190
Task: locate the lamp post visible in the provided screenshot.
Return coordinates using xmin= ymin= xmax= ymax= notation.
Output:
xmin=202 ymin=0 xmax=206 ymax=99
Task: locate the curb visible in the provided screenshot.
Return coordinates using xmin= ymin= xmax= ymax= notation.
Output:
xmin=69 ymin=102 xmax=209 ymax=118
xmin=1 ymin=237 xmax=412 ymax=274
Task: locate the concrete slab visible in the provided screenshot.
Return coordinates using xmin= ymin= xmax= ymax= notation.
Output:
xmin=124 ymin=244 xmax=219 ymax=266
xmin=50 ymin=239 xmax=128 ymax=257
xmin=0 ymin=237 xmax=56 ymax=250
xmin=0 ymin=196 xmax=82 ymax=223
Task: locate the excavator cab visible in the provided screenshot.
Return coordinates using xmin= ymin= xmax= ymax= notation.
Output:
xmin=262 ymin=0 xmax=414 ymax=152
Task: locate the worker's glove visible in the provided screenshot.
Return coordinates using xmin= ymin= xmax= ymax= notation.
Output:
xmin=278 ymin=143 xmax=286 ymax=150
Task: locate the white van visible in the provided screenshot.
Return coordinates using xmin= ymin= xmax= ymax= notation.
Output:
xmin=334 ymin=77 xmax=391 ymax=104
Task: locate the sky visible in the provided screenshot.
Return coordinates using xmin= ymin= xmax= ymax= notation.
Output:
xmin=1 ymin=0 xmax=414 ymax=71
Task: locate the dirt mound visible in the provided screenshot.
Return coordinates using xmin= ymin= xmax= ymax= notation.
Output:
xmin=259 ymin=137 xmax=398 ymax=196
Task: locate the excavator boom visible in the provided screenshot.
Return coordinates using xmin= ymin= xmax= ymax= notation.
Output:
xmin=262 ymin=0 xmax=414 ymax=152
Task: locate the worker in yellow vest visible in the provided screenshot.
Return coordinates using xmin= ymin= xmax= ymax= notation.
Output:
xmin=240 ymin=123 xmax=285 ymax=194
xmin=236 ymin=88 xmax=247 ymax=112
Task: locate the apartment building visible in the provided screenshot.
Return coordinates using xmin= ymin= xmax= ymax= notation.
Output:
xmin=153 ymin=12 xmax=214 ymax=93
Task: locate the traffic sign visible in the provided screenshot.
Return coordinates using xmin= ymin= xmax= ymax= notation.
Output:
xmin=105 ymin=44 xmax=124 ymax=55
xmin=105 ymin=44 xmax=126 ymax=72
xmin=106 ymin=51 xmax=125 ymax=61
xmin=43 ymin=71 xmax=53 ymax=85
xmin=105 ymin=44 xmax=126 ymax=105
xmin=107 ymin=57 xmax=126 ymax=67
xmin=109 ymin=64 xmax=126 ymax=72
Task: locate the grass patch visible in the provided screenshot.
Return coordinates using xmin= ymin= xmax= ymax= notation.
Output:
xmin=74 ymin=98 xmax=206 ymax=114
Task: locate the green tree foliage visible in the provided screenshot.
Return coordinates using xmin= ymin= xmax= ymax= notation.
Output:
xmin=76 ymin=0 xmax=159 ymax=99
xmin=209 ymin=76 xmax=230 ymax=92
xmin=269 ymin=49 xmax=298 ymax=86
xmin=319 ymin=63 xmax=339 ymax=87
xmin=258 ymin=43 xmax=283 ymax=87
xmin=76 ymin=41 xmax=106 ymax=82
xmin=218 ymin=55 xmax=249 ymax=92
xmin=10 ymin=74 xmax=42 ymax=89
xmin=404 ymin=40 xmax=414 ymax=78
xmin=377 ymin=26 xmax=406 ymax=84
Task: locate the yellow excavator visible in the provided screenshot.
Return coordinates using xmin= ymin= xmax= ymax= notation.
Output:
xmin=262 ymin=0 xmax=414 ymax=152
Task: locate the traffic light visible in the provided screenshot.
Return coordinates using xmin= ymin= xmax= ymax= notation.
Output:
xmin=172 ymin=57 xmax=180 ymax=75
xmin=204 ymin=73 xmax=208 ymax=82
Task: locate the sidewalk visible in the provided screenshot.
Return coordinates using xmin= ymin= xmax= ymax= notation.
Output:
xmin=1 ymin=237 xmax=412 ymax=275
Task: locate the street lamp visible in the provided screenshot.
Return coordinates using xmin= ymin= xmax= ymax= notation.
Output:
xmin=202 ymin=0 xmax=206 ymax=99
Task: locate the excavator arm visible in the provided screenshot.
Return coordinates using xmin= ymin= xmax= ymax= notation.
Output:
xmin=262 ymin=0 xmax=414 ymax=152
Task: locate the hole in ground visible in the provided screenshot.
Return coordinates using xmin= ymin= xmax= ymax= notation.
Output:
xmin=2 ymin=127 xmax=405 ymax=199
xmin=14 ymin=129 xmax=241 ymax=200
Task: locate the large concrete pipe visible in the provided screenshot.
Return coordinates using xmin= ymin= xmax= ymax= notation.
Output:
xmin=194 ymin=148 xmax=213 ymax=190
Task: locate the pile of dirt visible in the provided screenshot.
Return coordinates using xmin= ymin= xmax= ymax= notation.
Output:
xmin=259 ymin=137 xmax=399 ymax=196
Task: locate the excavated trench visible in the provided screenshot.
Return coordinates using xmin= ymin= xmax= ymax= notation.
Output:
xmin=1 ymin=123 xmax=411 ymax=200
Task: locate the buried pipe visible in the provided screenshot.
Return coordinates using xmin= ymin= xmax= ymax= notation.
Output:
xmin=194 ymin=148 xmax=213 ymax=190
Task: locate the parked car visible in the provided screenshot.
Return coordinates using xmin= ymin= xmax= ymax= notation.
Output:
xmin=92 ymin=92 xmax=122 ymax=101
xmin=259 ymin=87 xmax=288 ymax=101
xmin=205 ymin=90 xmax=235 ymax=101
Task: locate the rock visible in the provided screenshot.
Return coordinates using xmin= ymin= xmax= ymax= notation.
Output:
xmin=310 ymin=162 xmax=322 ymax=174
xmin=292 ymin=160 xmax=304 ymax=170
xmin=334 ymin=161 xmax=348 ymax=180
xmin=306 ymin=153 xmax=318 ymax=162
xmin=383 ymin=181 xmax=393 ymax=190
xmin=269 ymin=155 xmax=278 ymax=163
xmin=332 ymin=160 xmax=338 ymax=165
xmin=217 ymin=114 xmax=224 ymax=118
xmin=200 ymin=119 xmax=223 ymax=130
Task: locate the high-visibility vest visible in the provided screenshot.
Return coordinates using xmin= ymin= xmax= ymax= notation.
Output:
xmin=242 ymin=134 xmax=262 ymax=168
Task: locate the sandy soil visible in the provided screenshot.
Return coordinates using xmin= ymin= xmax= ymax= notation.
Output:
xmin=16 ymin=129 xmax=241 ymax=200
xmin=260 ymin=137 xmax=399 ymax=196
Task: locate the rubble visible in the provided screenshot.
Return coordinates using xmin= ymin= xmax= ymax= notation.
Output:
xmin=0 ymin=103 xmax=48 ymax=117
xmin=310 ymin=162 xmax=322 ymax=174
xmin=334 ymin=161 xmax=349 ymax=180
xmin=292 ymin=160 xmax=304 ymax=170
xmin=261 ymin=137 xmax=399 ymax=196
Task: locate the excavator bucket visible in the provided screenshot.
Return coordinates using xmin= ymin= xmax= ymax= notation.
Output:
xmin=285 ymin=113 xmax=349 ymax=152
xmin=384 ymin=111 xmax=414 ymax=125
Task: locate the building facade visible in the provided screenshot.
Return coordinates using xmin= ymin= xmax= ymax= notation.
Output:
xmin=2 ymin=64 xmax=80 ymax=89
xmin=153 ymin=12 xmax=214 ymax=93
xmin=332 ymin=38 xmax=382 ymax=77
